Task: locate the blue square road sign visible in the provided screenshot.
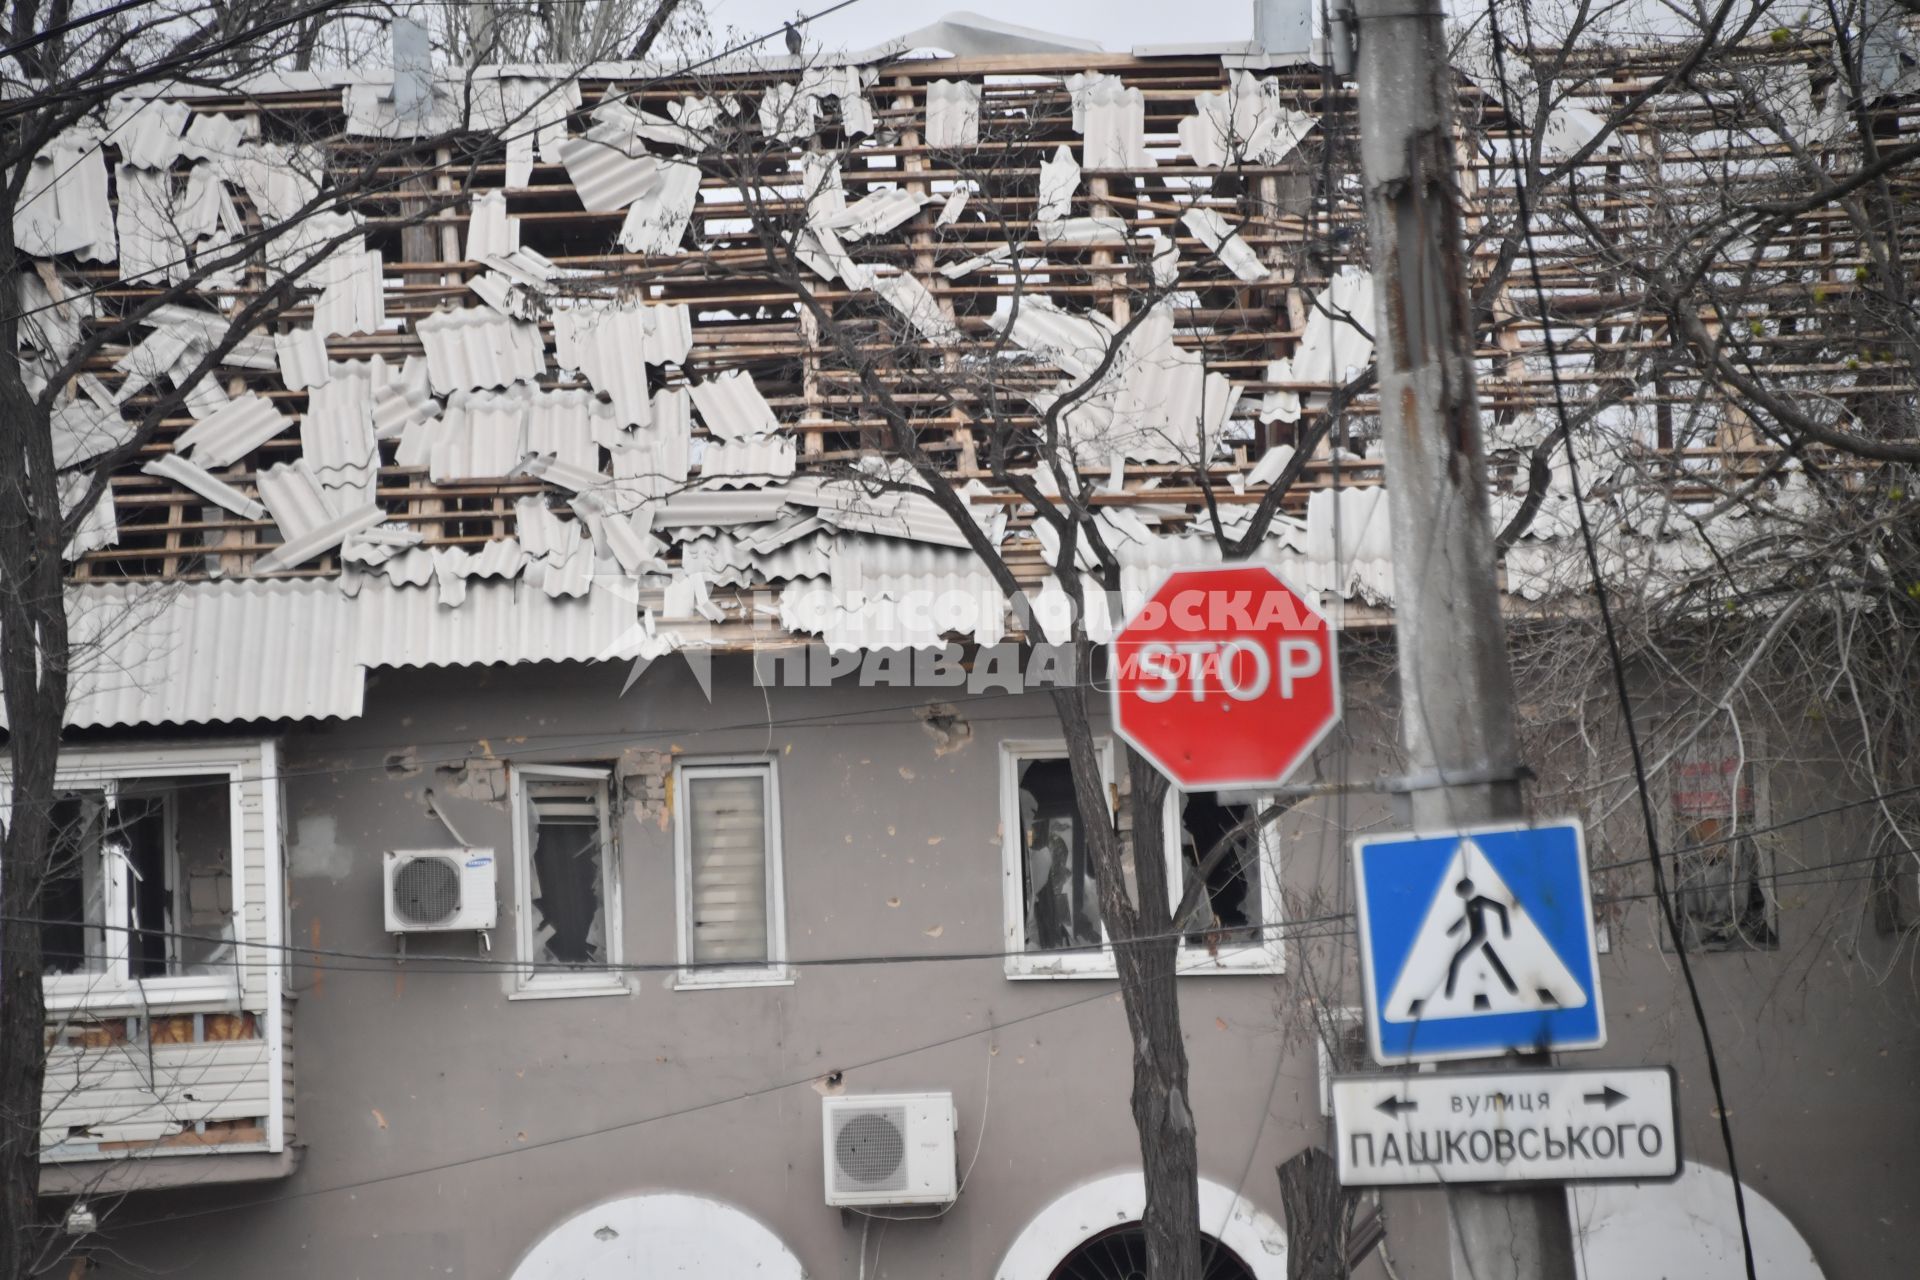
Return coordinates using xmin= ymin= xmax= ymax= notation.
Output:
xmin=1353 ymin=819 xmax=1604 ymax=1065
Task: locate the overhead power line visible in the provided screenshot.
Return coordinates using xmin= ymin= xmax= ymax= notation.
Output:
xmin=0 ymin=0 xmax=158 ymax=62
xmin=1479 ymin=7 xmax=1758 ymax=1278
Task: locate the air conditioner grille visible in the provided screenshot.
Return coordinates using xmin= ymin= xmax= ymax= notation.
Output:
xmin=394 ymin=856 xmax=462 ymax=925
xmin=834 ymin=1108 xmax=907 ymax=1191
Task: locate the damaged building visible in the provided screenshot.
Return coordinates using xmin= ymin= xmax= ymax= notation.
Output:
xmin=9 ymin=6 xmax=1920 ymax=1278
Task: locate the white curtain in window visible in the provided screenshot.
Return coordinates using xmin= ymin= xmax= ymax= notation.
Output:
xmin=687 ymin=772 xmax=769 ymax=964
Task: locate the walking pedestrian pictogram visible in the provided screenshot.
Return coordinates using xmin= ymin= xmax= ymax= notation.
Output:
xmin=1354 ymin=820 xmax=1604 ymax=1064
xmin=1382 ymin=838 xmax=1588 ymax=1022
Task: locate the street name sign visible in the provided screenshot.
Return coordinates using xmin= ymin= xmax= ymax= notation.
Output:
xmin=1110 ymin=564 xmax=1339 ymax=791
xmin=1332 ymin=1067 xmax=1679 ymax=1187
xmin=1353 ymin=819 xmax=1604 ymax=1064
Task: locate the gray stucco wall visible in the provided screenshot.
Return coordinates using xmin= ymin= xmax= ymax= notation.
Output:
xmin=75 ymin=657 xmax=1920 ymax=1277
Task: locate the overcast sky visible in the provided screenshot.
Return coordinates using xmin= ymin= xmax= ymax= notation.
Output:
xmin=698 ymin=0 xmax=1263 ymax=54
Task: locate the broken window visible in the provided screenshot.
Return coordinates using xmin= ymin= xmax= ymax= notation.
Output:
xmin=1674 ymin=817 xmax=1777 ymax=950
xmin=42 ymin=791 xmax=112 ymax=977
xmin=1018 ymin=756 xmax=1103 ymax=953
xmin=675 ymin=762 xmax=787 ymax=984
xmin=1003 ymin=746 xmax=1284 ymax=976
xmin=1175 ymin=793 xmax=1264 ymax=948
xmin=512 ymin=766 xmax=623 ymax=995
xmin=40 ymin=775 xmax=238 ymax=987
xmin=1669 ymin=741 xmax=1777 ymax=951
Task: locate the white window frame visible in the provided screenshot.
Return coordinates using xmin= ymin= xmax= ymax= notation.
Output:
xmin=1161 ymin=788 xmax=1287 ymax=975
xmin=672 ymin=759 xmax=790 ymax=990
xmin=509 ymin=763 xmax=627 ymax=1000
xmin=8 ymin=742 xmax=256 ymax=1016
xmin=1001 ymin=739 xmax=1118 ymax=979
xmin=999 ymin=741 xmax=1285 ymax=979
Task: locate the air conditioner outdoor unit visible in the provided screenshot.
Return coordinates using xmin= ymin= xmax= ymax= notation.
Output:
xmin=383 ymin=848 xmax=496 ymax=933
xmin=822 ymin=1092 xmax=958 ymax=1208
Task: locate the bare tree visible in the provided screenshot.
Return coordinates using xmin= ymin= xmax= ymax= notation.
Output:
xmin=0 ymin=3 xmax=687 ymax=1269
xmin=651 ymin=51 xmax=1371 ymax=1278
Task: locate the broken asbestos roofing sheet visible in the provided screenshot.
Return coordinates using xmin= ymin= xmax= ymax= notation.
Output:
xmin=25 ymin=30 xmax=1876 ymax=726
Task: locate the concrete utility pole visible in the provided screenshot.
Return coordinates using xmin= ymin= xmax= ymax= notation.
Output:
xmin=1348 ymin=2 xmax=1581 ymax=1278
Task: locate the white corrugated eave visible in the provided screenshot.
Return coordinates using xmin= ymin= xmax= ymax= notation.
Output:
xmin=46 ymin=581 xmax=364 ymax=729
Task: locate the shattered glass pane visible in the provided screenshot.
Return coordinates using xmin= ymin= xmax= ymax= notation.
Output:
xmin=1675 ymin=819 xmax=1777 ymax=951
xmin=42 ymin=791 xmax=109 ymax=976
xmin=1019 ymin=757 xmax=1101 ymax=951
xmin=1178 ymin=793 xmax=1262 ymax=948
xmin=529 ymin=786 xmax=606 ymax=966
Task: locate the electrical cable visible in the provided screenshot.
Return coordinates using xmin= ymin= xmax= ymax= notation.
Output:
xmin=16 ymin=667 xmax=1365 ymax=795
xmin=2 ymin=906 xmax=1365 ymax=978
xmin=5 ymin=758 xmax=1908 ymax=978
xmin=0 ymin=0 xmax=159 ymax=62
xmin=17 ymin=841 xmax=1898 ymax=983
xmin=95 ymin=942 xmax=1294 ymax=1233
xmin=1 ymin=0 xmax=375 ymax=121
xmin=1480 ymin=9 xmax=1758 ymax=1278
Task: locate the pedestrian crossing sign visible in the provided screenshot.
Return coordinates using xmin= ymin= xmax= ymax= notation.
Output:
xmin=1353 ymin=819 xmax=1605 ymax=1065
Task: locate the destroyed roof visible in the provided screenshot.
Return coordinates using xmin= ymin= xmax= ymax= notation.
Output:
xmin=17 ymin=24 xmax=1912 ymax=727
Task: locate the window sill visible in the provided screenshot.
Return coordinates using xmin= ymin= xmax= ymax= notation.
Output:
xmin=1004 ymin=948 xmax=1284 ymax=980
xmin=44 ymin=980 xmax=243 ymax=1018
xmin=508 ymin=979 xmax=631 ymax=1001
xmin=674 ymin=967 xmax=794 ymax=991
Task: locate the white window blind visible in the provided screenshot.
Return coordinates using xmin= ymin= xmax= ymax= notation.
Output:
xmin=684 ymin=768 xmax=773 ymax=966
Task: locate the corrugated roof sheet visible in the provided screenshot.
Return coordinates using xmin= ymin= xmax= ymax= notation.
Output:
xmin=819 ymin=536 xmax=1007 ymax=650
xmin=141 ymin=453 xmax=267 ymax=520
xmin=52 ymin=400 xmax=137 ymax=469
xmin=1039 ymin=145 xmax=1079 ymax=220
xmin=313 ymin=247 xmax=385 ymax=338
xmin=539 ymin=530 xmax=596 ymax=598
xmin=1261 ymin=269 xmax=1377 ymax=418
xmin=925 ymin=80 xmax=982 ymax=148
xmin=552 ymin=300 xmax=689 ymax=426
xmin=690 ymin=370 xmax=778 ymax=440
xmin=379 ymin=577 xmax=643 ymax=670
xmin=560 ymin=121 xmax=660 ymax=211
xmin=15 ymin=127 xmax=113 ymax=260
xmin=1180 ymin=73 xmax=1316 ymax=168
xmin=254 ymin=460 xmax=384 ymax=572
xmin=302 ymin=363 xmax=380 ymax=504
xmin=407 ymin=386 xmax=598 ymax=481
xmin=655 ymin=487 xmax=794 ymax=528
xmin=699 ymin=435 xmax=796 ymax=488
xmin=275 ymin=326 xmax=330 ymax=390
xmin=116 ymin=164 xmax=206 ymax=283
xmin=44 ymin=575 xmax=641 ymax=723
xmin=141 ymin=305 xmax=277 ymax=370
xmin=51 ymin=580 xmax=361 ymax=728
xmin=874 ymin=272 xmax=961 ymax=346
xmin=617 ymin=159 xmax=700 ymax=254
xmin=62 ymin=478 xmax=117 ymax=561
xmin=416 ymin=307 xmax=545 ymax=393
xmin=758 ymin=82 xmax=818 ymax=141
xmin=174 ymin=391 xmax=290 ymax=467
xmin=113 ymin=324 xmax=195 ymax=402
xmin=466 ymin=189 xmax=520 ymax=259
xmin=790 ymin=479 xmax=977 ymax=549
xmin=988 ymin=295 xmax=1117 ymax=378
xmin=821 ymin=188 xmax=927 ymax=241
xmin=1180 ymin=207 xmax=1269 ymax=282
xmin=1072 ymin=74 xmax=1152 ymax=169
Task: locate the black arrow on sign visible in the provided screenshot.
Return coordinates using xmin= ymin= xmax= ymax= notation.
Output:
xmin=1583 ymin=1086 xmax=1628 ymax=1110
xmin=1375 ymin=1096 xmax=1418 ymax=1118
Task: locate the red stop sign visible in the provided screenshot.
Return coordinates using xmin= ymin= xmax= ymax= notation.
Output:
xmin=1110 ymin=564 xmax=1340 ymax=790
